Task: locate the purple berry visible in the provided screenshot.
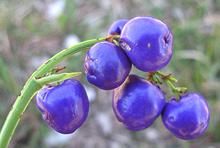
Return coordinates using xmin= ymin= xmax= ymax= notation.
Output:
xmin=84 ymin=41 xmax=131 ymax=90
xmin=162 ymin=92 xmax=210 ymax=140
xmin=120 ymin=16 xmax=173 ymax=72
xmin=112 ymin=75 xmax=166 ymax=131
xmin=36 ymin=79 xmax=89 ymax=134
xmin=108 ymin=19 xmax=129 ymax=35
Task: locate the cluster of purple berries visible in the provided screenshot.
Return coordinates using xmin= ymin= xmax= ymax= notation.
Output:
xmin=36 ymin=17 xmax=210 ymax=140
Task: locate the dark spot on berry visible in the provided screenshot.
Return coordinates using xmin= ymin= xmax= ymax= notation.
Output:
xmin=200 ymin=122 xmax=205 ymax=128
xmin=168 ymin=116 xmax=175 ymax=122
xmin=164 ymin=35 xmax=169 ymax=45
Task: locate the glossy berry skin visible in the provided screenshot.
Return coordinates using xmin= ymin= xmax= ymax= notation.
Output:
xmin=120 ymin=16 xmax=173 ymax=72
xmin=113 ymin=75 xmax=166 ymax=131
xmin=162 ymin=92 xmax=210 ymax=140
xmin=36 ymin=79 xmax=89 ymax=134
xmin=84 ymin=41 xmax=131 ymax=90
xmin=108 ymin=19 xmax=129 ymax=35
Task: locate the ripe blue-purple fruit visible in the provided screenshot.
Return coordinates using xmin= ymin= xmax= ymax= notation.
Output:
xmin=84 ymin=41 xmax=131 ymax=90
xmin=112 ymin=75 xmax=166 ymax=131
xmin=36 ymin=79 xmax=89 ymax=134
xmin=162 ymin=92 xmax=210 ymax=140
xmin=120 ymin=16 xmax=173 ymax=72
xmin=108 ymin=19 xmax=129 ymax=35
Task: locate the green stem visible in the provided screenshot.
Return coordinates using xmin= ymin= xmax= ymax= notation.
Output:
xmin=155 ymin=71 xmax=178 ymax=83
xmin=0 ymin=79 xmax=41 ymax=148
xmin=148 ymin=71 xmax=187 ymax=99
xmin=0 ymin=37 xmax=106 ymax=148
xmin=36 ymin=72 xmax=82 ymax=85
xmin=32 ymin=37 xmax=106 ymax=79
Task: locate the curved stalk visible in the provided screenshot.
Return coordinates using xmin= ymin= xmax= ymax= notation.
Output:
xmin=0 ymin=79 xmax=41 ymax=148
xmin=0 ymin=37 xmax=106 ymax=148
xmin=36 ymin=72 xmax=82 ymax=85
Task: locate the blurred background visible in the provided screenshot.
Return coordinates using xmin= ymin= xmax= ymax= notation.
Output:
xmin=0 ymin=0 xmax=220 ymax=148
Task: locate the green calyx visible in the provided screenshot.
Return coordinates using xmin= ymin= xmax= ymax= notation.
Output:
xmin=147 ymin=71 xmax=187 ymax=99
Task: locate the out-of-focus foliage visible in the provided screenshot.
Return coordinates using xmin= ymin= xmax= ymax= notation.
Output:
xmin=0 ymin=0 xmax=220 ymax=148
